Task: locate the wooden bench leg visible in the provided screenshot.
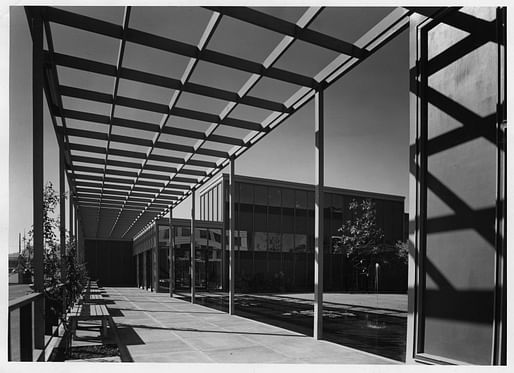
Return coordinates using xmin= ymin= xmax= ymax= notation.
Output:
xmin=102 ymin=318 xmax=108 ymax=338
xmin=71 ymin=318 xmax=77 ymax=339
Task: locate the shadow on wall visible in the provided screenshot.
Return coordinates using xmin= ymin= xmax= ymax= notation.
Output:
xmin=408 ymin=7 xmax=505 ymax=365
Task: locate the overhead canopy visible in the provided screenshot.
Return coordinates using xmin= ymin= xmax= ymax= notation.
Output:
xmin=25 ymin=6 xmax=411 ymax=240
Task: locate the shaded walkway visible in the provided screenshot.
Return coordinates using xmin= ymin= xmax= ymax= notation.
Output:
xmin=106 ymin=287 xmax=399 ymax=364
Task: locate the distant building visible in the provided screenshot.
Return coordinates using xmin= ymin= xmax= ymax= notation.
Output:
xmin=8 ymin=253 xmax=19 ymax=272
xmin=134 ymin=174 xmax=407 ymax=293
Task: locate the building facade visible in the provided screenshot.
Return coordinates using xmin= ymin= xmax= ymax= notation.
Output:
xmin=133 ymin=174 xmax=407 ymax=295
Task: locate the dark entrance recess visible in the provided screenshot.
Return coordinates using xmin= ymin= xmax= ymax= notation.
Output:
xmin=84 ymin=239 xmax=135 ymax=286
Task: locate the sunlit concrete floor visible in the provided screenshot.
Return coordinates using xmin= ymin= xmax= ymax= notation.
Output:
xmin=105 ymin=287 xmax=400 ymax=364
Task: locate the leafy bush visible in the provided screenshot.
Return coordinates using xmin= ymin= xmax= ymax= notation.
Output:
xmin=19 ymin=182 xmax=88 ymax=319
xmin=335 ymin=198 xmax=407 ymax=287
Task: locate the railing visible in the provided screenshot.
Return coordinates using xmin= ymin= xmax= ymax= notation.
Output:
xmin=8 ymin=292 xmax=45 ymax=361
xmin=8 ymin=284 xmax=78 ymax=361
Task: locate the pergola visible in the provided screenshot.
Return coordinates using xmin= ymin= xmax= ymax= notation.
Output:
xmin=24 ymin=5 xmax=412 ymax=351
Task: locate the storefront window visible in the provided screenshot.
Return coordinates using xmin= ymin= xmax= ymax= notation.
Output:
xmin=268 ymin=186 xmax=281 ymax=207
xmin=268 ymin=232 xmax=281 ymax=252
xmin=283 ymin=233 xmax=294 ymax=252
xmin=295 ymin=190 xmax=307 ymax=209
xmin=294 ymin=234 xmax=307 ymax=252
xmin=158 ymin=225 xmax=169 ymax=245
xmin=254 ymin=232 xmax=267 ymax=251
xmin=240 ymin=183 xmax=253 ymax=204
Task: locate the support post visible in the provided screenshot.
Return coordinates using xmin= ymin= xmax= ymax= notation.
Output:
xmin=143 ymin=250 xmax=147 ymax=289
xmin=153 ymin=223 xmax=159 ymax=292
xmin=169 ymin=207 xmax=175 ymax=297
xmin=221 ymin=175 xmax=227 ymax=291
xmin=228 ymin=159 xmax=235 ymax=315
xmin=76 ymin=216 xmax=81 ymax=263
xmin=314 ymin=90 xmax=324 ymax=340
xmin=69 ymin=194 xmax=73 ymax=241
xmin=31 ymin=7 xmax=45 ymax=350
xmin=136 ymin=254 xmax=140 ymax=288
xmin=20 ymin=303 xmax=33 ymax=361
xmin=59 ymin=150 xmax=66 ymax=274
xmin=191 ymin=190 xmax=196 ymax=303
xmin=74 ymin=206 xmax=78 ymax=256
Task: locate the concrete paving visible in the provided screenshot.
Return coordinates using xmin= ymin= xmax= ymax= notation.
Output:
xmin=105 ymin=287 xmax=401 ymax=364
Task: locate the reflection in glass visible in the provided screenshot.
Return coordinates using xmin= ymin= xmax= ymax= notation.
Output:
xmin=268 ymin=186 xmax=281 ymax=207
xmin=283 ymin=233 xmax=294 ymax=252
xmin=254 ymin=232 xmax=267 ymax=251
xmin=268 ymin=232 xmax=281 ymax=252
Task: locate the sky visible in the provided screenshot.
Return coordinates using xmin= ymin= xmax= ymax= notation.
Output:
xmin=7 ymin=6 xmax=409 ymax=253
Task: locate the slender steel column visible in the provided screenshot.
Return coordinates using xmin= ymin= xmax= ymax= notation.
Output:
xmin=221 ymin=176 xmax=227 ymax=291
xmin=69 ymin=194 xmax=73 ymax=241
xmin=136 ymin=254 xmax=140 ymax=288
xmin=74 ymin=205 xmax=78 ymax=254
xmin=190 ymin=190 xmax=196 ymax=303
xmin=153 ymin=222 xmax=159 ymax=292
xmin=169 ymin=207 xmax=175 ymax=297
xmin=228 ymin=159 xmax=235 ymax=315
xmin=59 ymin=150 xmax=66 ymax=272
xmin=314 ymin=90 xmax=324 ymax=340
xmin=31 ymin=8 xmax=45 ymax=349
xmin=142 ymin=250 xmax=147 ymax=289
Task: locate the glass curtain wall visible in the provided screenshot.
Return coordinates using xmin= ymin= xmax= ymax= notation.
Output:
xmin=166 ymin=222 xmax=225 ymax=311
xmin=227 ymin=180 xmax=407 ymax=353
xmin=133 ymin=224 xmax=157 ymax=290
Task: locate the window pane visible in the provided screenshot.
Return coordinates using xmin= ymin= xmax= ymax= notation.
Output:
xmin=283 ymin=206 xmax=294 ymax=233
xmin=254 ymin=204 xmax=267 ymax=232
xmin=181 ymin=227 xmax=191 ymax=237
xmin=206 ymin=190 xmax=210 ymax=221
xmin=283 ymin=233 xmax=294 ymax=252
xmin=200 ymin=194 xmax=204 ymax=220
xmin=254 ymin=185 xmax=267 ymax=205
xmin=331 ymin=193 xmax=343 ymax=237
xmin=268 ymin=232 xmax=281 ymax=252
xmin=268 ymin=204 xmax=281 ymax=229
xmin=240 ymin=182 xmax=253 ymax=204
xmin=238 ymin=230 xmax=249 ymax=251
xmin=254 ymin=232 xmax=267 ymax=251
xmin=295 ymin=190 xmax=307 ymax=209
xmin=213 ymin=188 xmax=218 ymax=221
xmin=158 ymin=225 xmax=169 ymax=245
xmin=294 ymin=234 xmax=307 ymax=252
xmin=218 ymin=184 xmax=223 ymax=221
xmin=282 ymin=188 xmax=294 ymax=208
xmin=324 ymin=193 xmax=332 ymax=246
xmin=239 ymin=203 xmax=253 ymax=230
xmin=269 ymin=186 xmax=281 ymax=207
xmin=307 ymin=191 xmax=315 ymax=210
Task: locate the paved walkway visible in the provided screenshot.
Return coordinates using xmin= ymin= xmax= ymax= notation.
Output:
xmin=105 ymin=287 xmax=399 ymax=364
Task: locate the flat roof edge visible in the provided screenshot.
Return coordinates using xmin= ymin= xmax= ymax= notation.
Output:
xmin=226 ymin=174 xmax=405 ymax=202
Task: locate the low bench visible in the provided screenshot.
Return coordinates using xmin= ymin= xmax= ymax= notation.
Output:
xmin=67 ymin=303 xmax=110 ymax=339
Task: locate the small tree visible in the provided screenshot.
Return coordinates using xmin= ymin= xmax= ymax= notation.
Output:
xmin=335 ymin=198 xmax=401 ymax=289
xmin=20 ymin=182 xmax=88 ymax=316
xmin=337 ymin=199 xmax=384 ymax=259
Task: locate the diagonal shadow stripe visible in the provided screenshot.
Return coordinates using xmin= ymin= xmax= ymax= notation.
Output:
xmin=425 ymin=114 xmax=497 ymax=156
xmin=420 ymin=87 xmax=497 ymax=145
xmin=408 ymin=7 xmax=496 ymax=38
xmin=408 ymin=157 xmax=496 ymax=246
xmin=424 ymin=256 xmax=455 ymax=290
xmin=424 ymin=289 xmax=495 ymax=324
xmin=426 ymin=206 xmax=496 ymax=244
xmin=425 ymin=172 xmax=496 ymax=245
xmin=441 ymin=10 xmax=497 ymax=37
xmin=427 ymin=25 xmax=496 ymax=77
